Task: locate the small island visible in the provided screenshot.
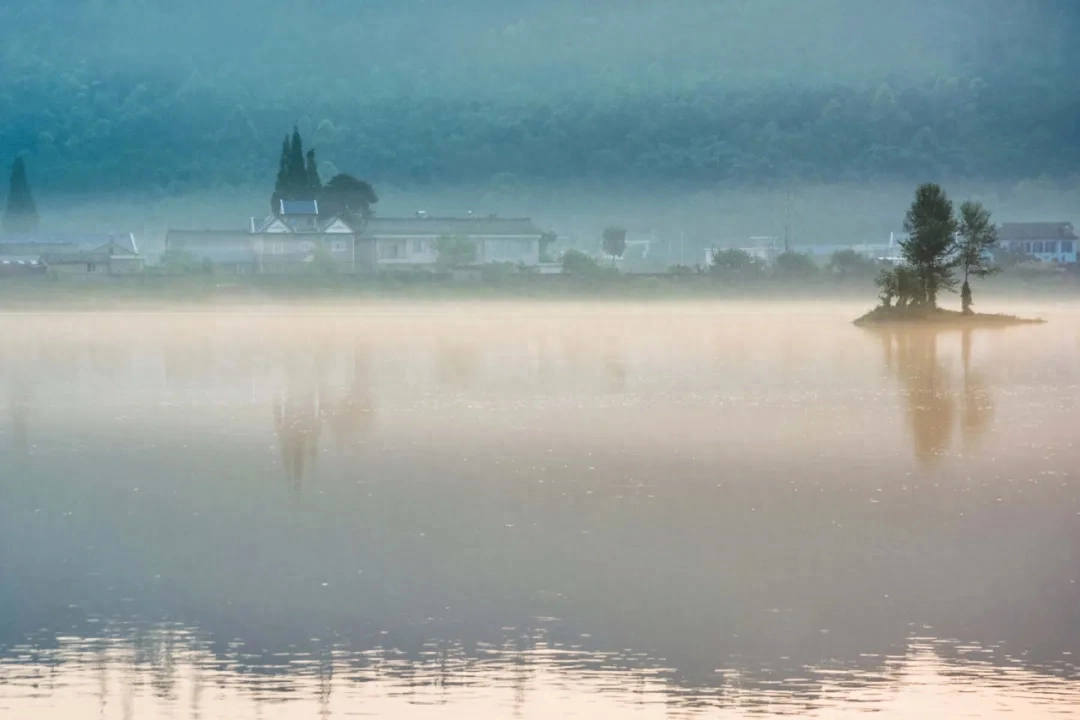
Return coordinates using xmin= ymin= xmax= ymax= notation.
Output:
xmin=853 ymin=305 xmax=1044 ymax=328
xmin=854 ymin=183 xmax=1044 ymax=328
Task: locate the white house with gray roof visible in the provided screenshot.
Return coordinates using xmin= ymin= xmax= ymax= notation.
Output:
xmin=357 ymin=215 xmax=545 ymax=271
xmin=998 ymin=222 xmax=1077 ymax=264
xmin=167 ymin=205 xmax=549 ymax=274
xmin=0 ymin=233 xmax=144 ymax=274
xmin=167 ymin=200 xmax=357 ymax=273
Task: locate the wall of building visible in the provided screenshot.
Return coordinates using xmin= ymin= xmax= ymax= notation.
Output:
xmin=1003 ymin=239 xmax=1077 ymax=264
xmin=108 ymin=256 xmax=145 ymax=274
xmin=370 ymin=234 xmax=541 ymax=269
xmin=481 ymin=237 xmax=539 ymax=265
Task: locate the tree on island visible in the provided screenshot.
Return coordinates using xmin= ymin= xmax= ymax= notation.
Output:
xmin=3 ymin=157 xmax=39 ymax=235
xmin=858 ymin=185 xmax=1035 ymax=326
xmin=956 ymin=201 xmax=999 ymax=314
xmin=875 ymin=265 xmax=920 ymax=309
xmin=601 ymin=226 xmax=627 ymax=268
xmin=900 ymin=183 xmax=958 ymax=308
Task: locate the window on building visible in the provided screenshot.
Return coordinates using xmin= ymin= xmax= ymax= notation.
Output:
xmin=1033 ymin=241 xmax=1043 ymax=253
xmin=1046 ymin=241 xmax=1057 ymax=253
xmin=332 ymin=241 xmax=346 ymax=252
xmin=1063 ymin=241 xmax=1074 ymax=253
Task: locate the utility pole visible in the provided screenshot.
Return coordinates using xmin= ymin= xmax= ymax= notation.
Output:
xmin=783 ymin=190 xmax=792 ymax=254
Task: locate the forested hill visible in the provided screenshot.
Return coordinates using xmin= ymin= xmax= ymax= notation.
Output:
xmin=1 ymin=0 xmax=1077 ymax=197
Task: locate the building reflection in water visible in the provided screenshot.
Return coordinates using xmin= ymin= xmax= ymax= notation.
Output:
xmin=273 ymin=390 xmax=322 ymax=492
xmin=877 ymin=327 xmax=995 ymax=463
xmin=320 ymin=345 xmax=376 ymax=452
xmin=272 ymin=345 xmax=376 ymax=490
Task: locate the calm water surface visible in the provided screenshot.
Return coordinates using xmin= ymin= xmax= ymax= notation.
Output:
xmin=1 ymin=301 xmax=1078 ymax=718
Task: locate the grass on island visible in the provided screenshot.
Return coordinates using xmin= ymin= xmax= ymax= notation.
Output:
xmin=853 ymin=304 xmax=1045 ymax=327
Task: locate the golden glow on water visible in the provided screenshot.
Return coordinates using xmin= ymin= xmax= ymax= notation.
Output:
xmin=3 ymin=634 xmax=1079 ymax=719
xmin=1 ymin=301 xmax=1078 ymax=718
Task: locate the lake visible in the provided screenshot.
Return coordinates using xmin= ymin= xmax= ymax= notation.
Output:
xmin=1 ymin=300 xmax=1078 ymax=718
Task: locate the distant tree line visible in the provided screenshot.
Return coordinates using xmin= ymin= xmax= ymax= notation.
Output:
xmin=1 ymin=66 xmax=1079 ymax=196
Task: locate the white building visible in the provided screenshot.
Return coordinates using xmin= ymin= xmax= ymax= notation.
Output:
xmin=998 ymin=222 xmax=1077 ymax=264
xmin=358 ymin=215 xmax=546 ymax=270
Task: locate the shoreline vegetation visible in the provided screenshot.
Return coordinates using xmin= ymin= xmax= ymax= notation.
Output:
xmin=0 ymin=272 xmax=1072 ymax=311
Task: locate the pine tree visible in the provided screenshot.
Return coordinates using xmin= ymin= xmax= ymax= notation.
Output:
xmin=305 ymin=149 xmax=322 ymax=198
xmin=901 ymin=183 xmax=958 ymax=308
xmin=3 ymin=157 xmax=39 ymax=236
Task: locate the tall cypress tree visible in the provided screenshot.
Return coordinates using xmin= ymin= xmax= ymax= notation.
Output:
xmin=305 ymin=149 xmax=322 ymax=198
xmin=3 ymin=157 xmax=39 ymax=236
xmin=270 ymin=128 xmax=324 ymax=211
xmin=271 ymin=135 xmax=290 ymax=214
xmin=287 ymin=127 xmax=307 ymax=199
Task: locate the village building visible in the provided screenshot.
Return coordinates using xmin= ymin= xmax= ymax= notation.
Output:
xmin=0 ymin=256 xmax=46 ymax=277
xmin=165 ymin=200 xmax=356 ymax=274
xmin=358 ymin=215 xmax=544 ymax=271
xmin=0 ymin=234 xmax=144 ymax=275
xmin=166 ymin=207 xmax=547 ymax=274
xmin=997 ymin=222 xmax=1077 ymax=264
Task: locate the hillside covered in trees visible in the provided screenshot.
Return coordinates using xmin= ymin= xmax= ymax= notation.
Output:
xmin=0 ymin=0 xmax=1077 ymax=198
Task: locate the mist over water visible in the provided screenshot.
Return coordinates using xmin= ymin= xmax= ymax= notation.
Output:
xmin=1 ymin=301 xmax=1078 ymax=718
xmin=4 ymin=0 xmax=1080 ymax=715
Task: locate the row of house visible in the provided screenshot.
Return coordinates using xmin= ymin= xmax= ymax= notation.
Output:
xmin=1 ymin=210 xmax=1076 ymax=277
xmin=163 ymin=201 xmax=550 ymax=274
xmin=708 ymin=222 xmax=1080 ymax=267
xmin=0 ymin=234 xmax=144 ymax=276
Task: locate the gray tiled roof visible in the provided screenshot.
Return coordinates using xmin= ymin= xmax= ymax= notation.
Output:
xmin=0 ymin=233 xmax=139 ymax=255
xmin=999 ymin=222 xmax=1077 ymax=241
xmin=363 ymin=217 xmax=542 ymax=237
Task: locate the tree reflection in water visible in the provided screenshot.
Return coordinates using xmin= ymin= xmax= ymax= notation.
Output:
xmin=877 ymin=326 xmax=995 ymax=463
